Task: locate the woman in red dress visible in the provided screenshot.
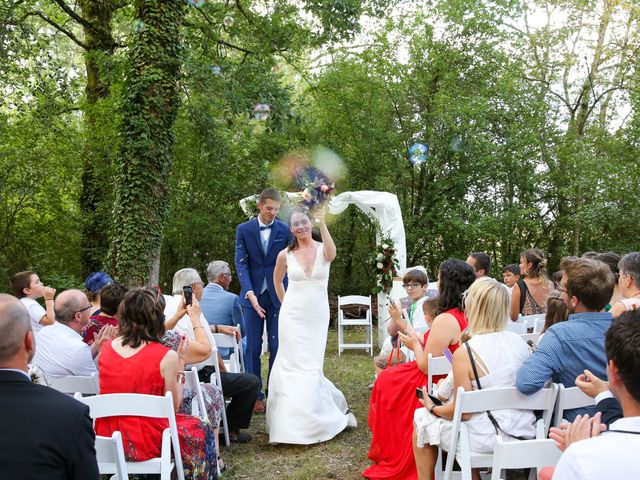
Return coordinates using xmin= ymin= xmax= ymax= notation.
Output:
xmin=96 ymin=288 xmax=218 ymax=480
xmin=363 ymin=259 xmax=476 ymax=479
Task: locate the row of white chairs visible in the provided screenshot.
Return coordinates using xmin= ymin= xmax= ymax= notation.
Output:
xmin=47 ymin=325 xmax=247 ymax=478
xmin=75 ymin=364 xmax=229 ymax=480
xmin=424 ymin=353 xmax=596 ymax=479
xmin=426 ymin=353 xmax=596 ymax=426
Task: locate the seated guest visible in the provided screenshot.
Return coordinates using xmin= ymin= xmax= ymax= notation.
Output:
xmin=10 ymin=270 xmax=56 ymax=334
xmin=609 ymin=252 xmax=640 ymax=317
xmin=154 ymin=291 xmax=225 ymax=461
xmin=32 ymin=289 xmax=113 ymax=377
xmin=96 ymin=288 xmax=218 ymax=479
xmin=466 ymin=251 xmax=491 ymax=278
xmin=413 ymin=278 xmax=535 ymax=480
xmin=510 ymin=248 xmax=554 ymax=320
xmin=82 ymin=282 xmax=127 ymax=346
xmin=594 ymin=252 xmax=622 ymax=311
xmin=200 ymin=260 xmax=245 ymax=359
xmin=517 ymin=257 xmax=615 ymax=421
xmin=374 ymin=269 xmax=430 ymax=372
xmin=502 ymin=263 xmax=521 ymax=293
xmin=552 ymin=270 xmax=563 ymax=289
xmin=364 ymin=259 xmax=476 ymax=479
xmin=166 ymin=268 xmax=259 ymax=443
xmin=83 ymin=271 xmax=113 ymax=317
xmin=0 ymin=294 xmax=99 ymax=479
xmin=539 ymin=290 xmax=569 ymax=337
xmin=549 ymin=310 xmax=640 ymax=479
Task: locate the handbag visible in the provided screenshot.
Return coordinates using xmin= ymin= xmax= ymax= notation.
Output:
xmin=464 ymin=341 xmax=530 ymax=440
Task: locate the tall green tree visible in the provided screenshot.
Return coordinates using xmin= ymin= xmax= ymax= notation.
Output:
xmin=108 ymin=0 xmax=186 ymax=285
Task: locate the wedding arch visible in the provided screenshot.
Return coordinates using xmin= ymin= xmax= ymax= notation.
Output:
xmin=239 ymin=190 xmax=407 ymax=346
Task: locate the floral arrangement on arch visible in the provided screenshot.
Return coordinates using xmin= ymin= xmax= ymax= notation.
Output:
xmin=372 ymin=235 xmax=399 ymax=295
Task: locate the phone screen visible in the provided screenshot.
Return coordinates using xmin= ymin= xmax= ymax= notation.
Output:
xmin=415 ymin=388 xmax=424 ymax=399
xmin=183 ymin=286 xmax=193 ymax=306
xmin=427 ymin=393 xmax=443 ymax=406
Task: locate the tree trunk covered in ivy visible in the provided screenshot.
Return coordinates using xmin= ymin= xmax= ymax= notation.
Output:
xmin=108 ymin=0 xmax=185 ymax=285
xmin=78 ymin=0 xmax=119 ymax=274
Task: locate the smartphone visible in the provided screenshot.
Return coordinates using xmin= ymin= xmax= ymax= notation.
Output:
xmin=183 ymin=285 xmax=193 ymax=306
xmin=415 ymin=388 xmax=444 ymax=406
xmin=443 ymin=348 xmax=453 ymax=363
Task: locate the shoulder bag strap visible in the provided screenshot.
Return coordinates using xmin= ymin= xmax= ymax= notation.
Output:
xmin=464 ymin=342 xmax=529 ymax=440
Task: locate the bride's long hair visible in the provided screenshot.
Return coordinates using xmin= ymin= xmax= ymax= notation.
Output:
xmin=287 ymin=207 xmax=321 ymax=251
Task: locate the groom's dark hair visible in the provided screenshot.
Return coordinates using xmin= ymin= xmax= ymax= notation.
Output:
xmin=259 ymin=188 xmax=282 ymax=203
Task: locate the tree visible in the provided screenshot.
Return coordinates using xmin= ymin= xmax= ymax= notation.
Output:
xmin=107 ymin=0 xmax=186 ymax=285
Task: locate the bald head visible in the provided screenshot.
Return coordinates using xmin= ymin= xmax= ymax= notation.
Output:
xmin=55 ymin=289 xmax=88 ymax=324
xmin=0 ymin=294 xmax=32 ymax=365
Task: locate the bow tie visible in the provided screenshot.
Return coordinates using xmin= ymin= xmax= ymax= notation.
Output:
xmin=260 ymin=224 xmax=273 ymax=231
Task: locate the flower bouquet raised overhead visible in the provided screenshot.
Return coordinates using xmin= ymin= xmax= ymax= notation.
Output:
xmin=372 ymin=235 xmax=399 ymax=295
xmin=294 ymin=166 xmax=335 ymax=211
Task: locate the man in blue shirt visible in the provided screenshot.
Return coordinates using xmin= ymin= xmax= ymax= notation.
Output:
xmin=517 ymin=257 xmax=615 ymax=421
xmin=200 ymin=260 xmax=245 ymax=359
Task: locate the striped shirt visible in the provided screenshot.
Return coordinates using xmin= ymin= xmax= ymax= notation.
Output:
xmin=516 ymin=311 xmax=612 ymax=421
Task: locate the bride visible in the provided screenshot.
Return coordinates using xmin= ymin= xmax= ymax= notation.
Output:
xmin=267 ymin=207 xmax=357 ymax=444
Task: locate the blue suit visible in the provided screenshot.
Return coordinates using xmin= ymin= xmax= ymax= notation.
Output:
xmin=200 ymin=283 xmax=245 ymax=359
xmin=235 ymin=217 xmax=292 ymax=399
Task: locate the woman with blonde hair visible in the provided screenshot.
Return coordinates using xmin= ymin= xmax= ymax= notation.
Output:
xmin=510 ymin=248 xmax=555 ymax=320
xmin=413 ymin=278 xmax=535 ymax=480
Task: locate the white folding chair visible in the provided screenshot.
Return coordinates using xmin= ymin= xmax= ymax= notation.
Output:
xmin=506 ymin=322 xmax=527 ymax=334
xmin=553 ymin=384 xmax=596 ymax=427
xmin=490 ymin=437 xmax=562 ymax=480
xmin=208 ymin=344 xmax=231 ymax=447
xmin=427 ymin=353 xmax=452 ymax=394
xmin=440 ymin=385 xmax=559 ymax=480
xmin=213 ymin=332 xmax=243 ymax=373
xmin=519 ymin=314 xmax=545 ymax=329
xmin=185 ymin=366 xmax=207 ymax=420
xmin=75 ymin=391 xmax=185 ymax=480
xmin=95 ymin=431 xmax=129 ymax=480
xmin=533 ymin=317 xmax=546 ymax=334
xmin=48 ymin=372 xmax=99 ymax=396
xmin=337 ymin=295 xmax=373 ymax=355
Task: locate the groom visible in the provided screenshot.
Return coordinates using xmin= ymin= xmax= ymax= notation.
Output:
xmin=235 ymin=188 xmax=292 ymax=413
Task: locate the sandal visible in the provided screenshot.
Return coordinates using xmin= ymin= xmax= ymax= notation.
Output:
xmin=217 ymin=455 xmax=226 ymax=473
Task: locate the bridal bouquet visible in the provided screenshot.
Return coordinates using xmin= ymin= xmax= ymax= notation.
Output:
xmin=294 ymin=166 xmax=335 ymax=210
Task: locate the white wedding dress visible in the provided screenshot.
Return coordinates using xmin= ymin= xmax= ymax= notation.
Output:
xmin=266 ymin=246 xmax=357 ymax=444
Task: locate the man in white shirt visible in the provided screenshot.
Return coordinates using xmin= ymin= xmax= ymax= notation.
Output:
xmin=32 ymin=289 xmax=98 ymax=377
xmin=549 ymin=310 xmax=640 ymax=479
xmin=10 ymin=271 xmax=56 ymax=334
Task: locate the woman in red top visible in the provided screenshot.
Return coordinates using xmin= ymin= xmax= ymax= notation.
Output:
xmin=363 ymin=259 xmax=476 ymax=480
xmin=96 ymin=288 xmax=218 ymax=480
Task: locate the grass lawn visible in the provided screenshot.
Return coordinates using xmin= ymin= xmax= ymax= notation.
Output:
xmin=222 ymin=327 xmax=376 ymax=479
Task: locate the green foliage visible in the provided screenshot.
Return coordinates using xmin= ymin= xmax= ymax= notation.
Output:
xmin=108 ymin=0 xmax=186 ymax=285
xmin=1 ymin=0 xmax=639 ymax=299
